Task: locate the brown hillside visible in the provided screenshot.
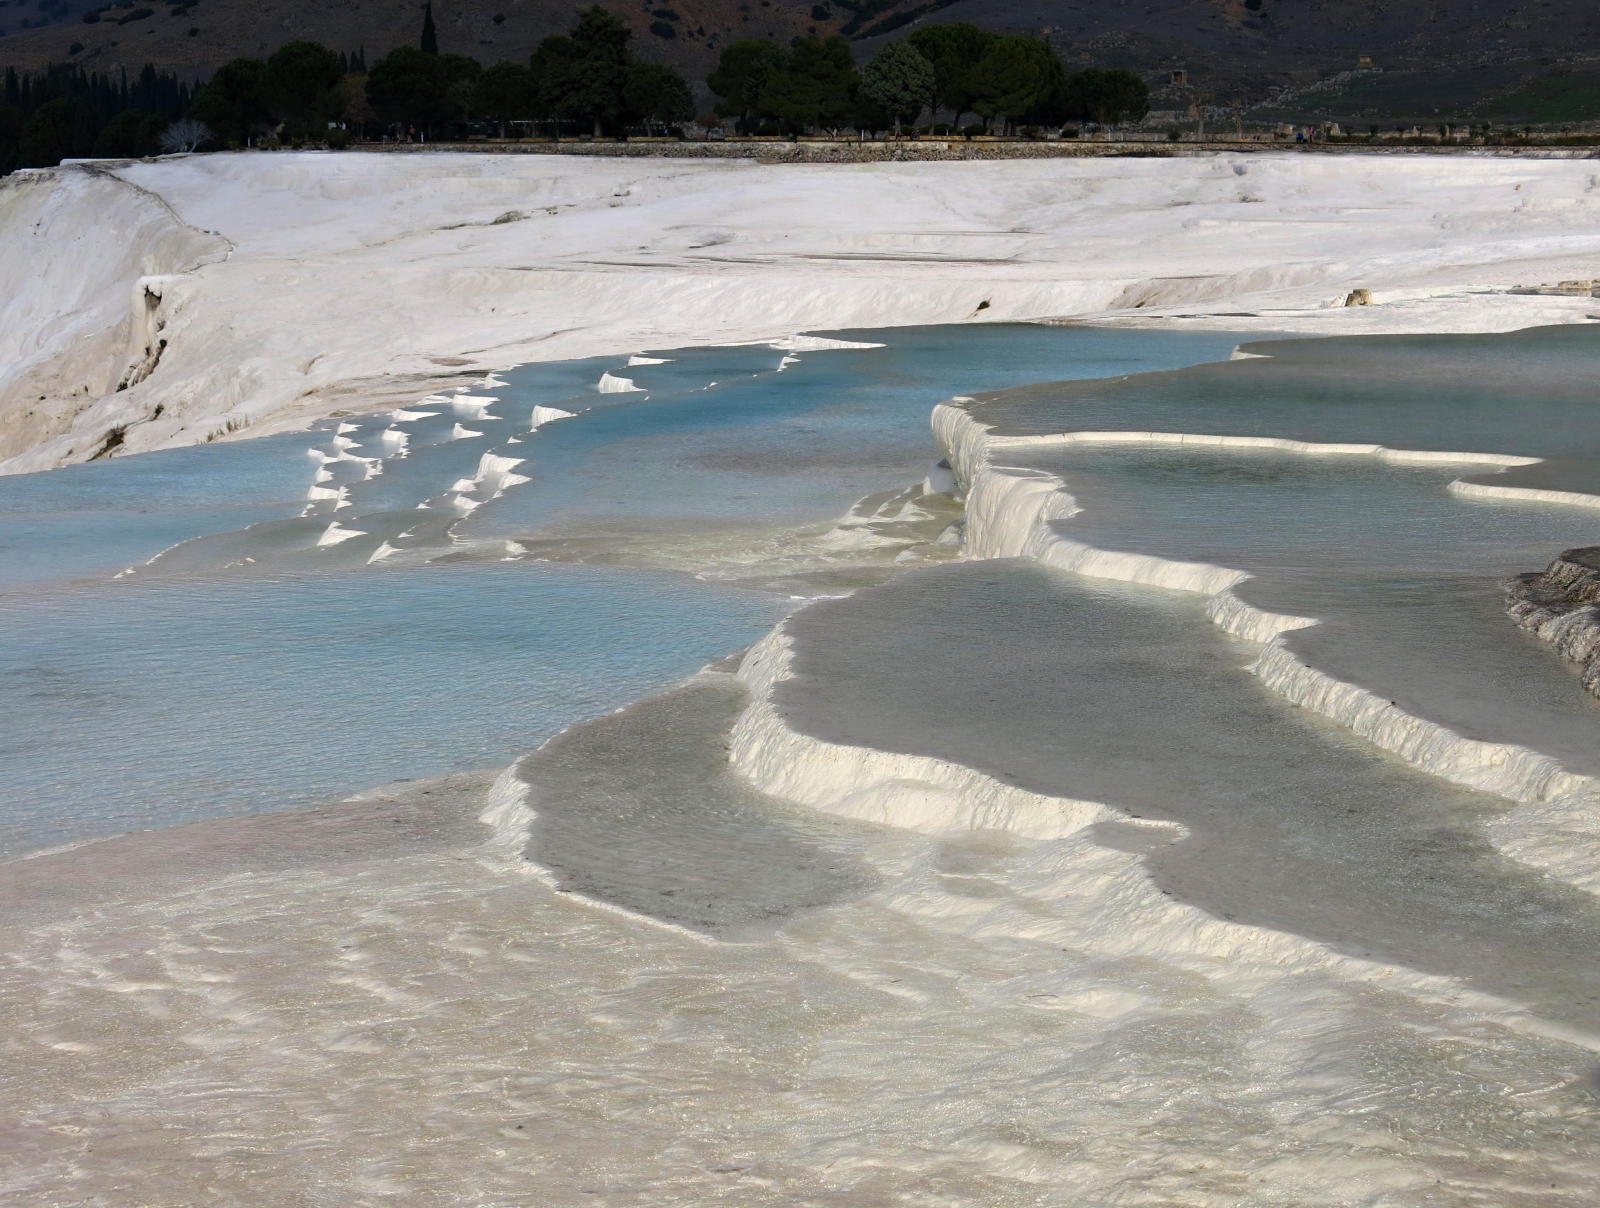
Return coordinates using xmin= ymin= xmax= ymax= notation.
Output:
xmin=0 ymin=0 xmax=838 ymax=79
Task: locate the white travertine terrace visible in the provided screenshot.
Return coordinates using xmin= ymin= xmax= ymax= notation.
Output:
xmin=731 ymin=629 xmax=1108 ymax=840
xmin=9 ymin=151 xmax=1600 ymax=471
xmin=8 ymin=153 xmax=1600 ymax=1203
xmin=901 ymin=396 xmax=1600 ymax=892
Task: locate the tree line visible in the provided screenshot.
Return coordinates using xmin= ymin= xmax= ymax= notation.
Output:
xmin=0 ymin=61 xmax=194 ymax=173
xmin=1 ymin=6 xmax=1150 ymax=174
xmin=189 ymin=7 xmax=698 ymax=146
xmin=0 ymin=6 xmax=695 ymax=171
xmin=712 ymin=23 xmax=1148 ymax=136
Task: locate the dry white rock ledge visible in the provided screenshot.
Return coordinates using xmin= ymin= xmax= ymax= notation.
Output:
xmin=7 ymin=149 xmax=1600 ymax=471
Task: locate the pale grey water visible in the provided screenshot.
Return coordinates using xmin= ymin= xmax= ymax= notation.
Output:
xmin=985 ymin=346 xmax=1600 ymax=787
xmin=968 ymin=324 xmax=1600 ymax=462
xmin=514 ymin=675 xmax=882 ymax=939
xmin=774 ymin=561 xmax=1600 ymax=1031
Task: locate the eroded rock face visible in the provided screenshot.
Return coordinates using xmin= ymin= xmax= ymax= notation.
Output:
xmin=1504 ymin=547 xmax=1600 ymax=696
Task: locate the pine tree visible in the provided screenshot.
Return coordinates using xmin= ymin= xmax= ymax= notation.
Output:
xmin=860 ymin=40 xmax=934 ymax=134
xmin=966 ymin=35 xmax=1060 ymax=134
xmin=907 ymin=22 xmax=995 ymax=132
xmin=757 ymin=36 xmax=856 ymax=136
xmin=707 ymin=40 xmax=781 ymax=134
xmin=531 ymin=7 xmax=633 ymax=138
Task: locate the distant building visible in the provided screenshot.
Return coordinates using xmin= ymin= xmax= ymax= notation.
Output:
xmin=1170 ymin=69 xmax=1188 ymax=87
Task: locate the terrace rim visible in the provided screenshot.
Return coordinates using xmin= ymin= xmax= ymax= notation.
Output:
xmin=352 ymin=138 xmax=1600 ymax=162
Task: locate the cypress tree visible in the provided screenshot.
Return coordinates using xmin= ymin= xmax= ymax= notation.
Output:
xmin=420 ymin=3 xmax=439 ymax=55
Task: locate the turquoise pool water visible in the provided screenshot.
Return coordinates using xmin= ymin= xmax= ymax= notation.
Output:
xmin=0 ymin=324 xmax=1248 ymax=856
xmin=465 ymin=325 xmax=1247 ymax=544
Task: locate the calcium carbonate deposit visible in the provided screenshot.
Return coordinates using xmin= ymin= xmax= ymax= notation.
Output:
xmin=6 ymin=153 xmax=1600 ymax=1207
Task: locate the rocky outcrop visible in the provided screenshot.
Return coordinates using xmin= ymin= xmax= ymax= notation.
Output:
xmin=1505 ymin=547 xmax=1600 ymax=697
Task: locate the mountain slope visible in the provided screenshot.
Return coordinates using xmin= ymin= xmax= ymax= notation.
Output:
xmin=0 ymin=0 xmax=833 ymax=79
xmin=2 ymin=0 xmax=1597 ymax=119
